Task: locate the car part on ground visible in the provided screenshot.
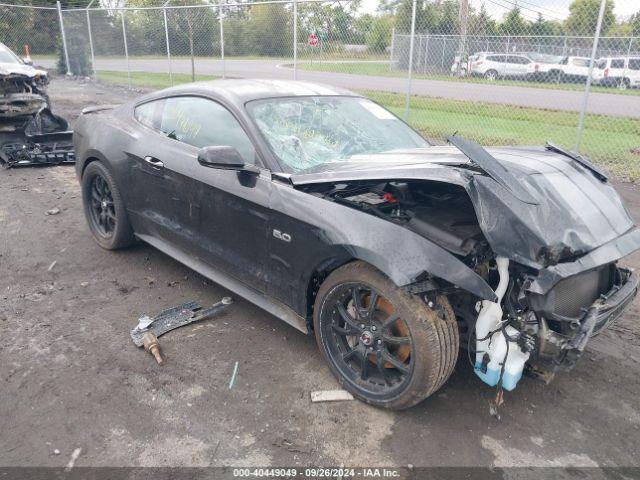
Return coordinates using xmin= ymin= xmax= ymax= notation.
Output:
xmin=73 ymin=79 xmax=640 ymax=409
xmin=130 ymin=298 xmax=233 ymax=347
xmin=1 ymin=109 xmax=74 ymax=168
xmin=142 ymin=332 xmax=165 ymax=365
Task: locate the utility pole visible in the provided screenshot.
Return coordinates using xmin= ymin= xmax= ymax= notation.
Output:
xmin=456 ymin=0 xmax=469 ymax=77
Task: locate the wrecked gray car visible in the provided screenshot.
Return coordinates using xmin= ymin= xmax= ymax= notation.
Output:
xmin=73 ymin=80 xmax=639 ymax=409
xmin=0 ymin=42 xmax=74 ymax=167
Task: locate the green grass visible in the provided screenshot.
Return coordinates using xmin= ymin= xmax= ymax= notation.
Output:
xmin=96 ymin=70 xmax=217 ymax=89
xmin=294 ymin=61 xmax=640 ymax=97
xmin=93 ymin=69 xmax=640 ymax=181
xmin=361 ymin=90 xmax=640 ymax=180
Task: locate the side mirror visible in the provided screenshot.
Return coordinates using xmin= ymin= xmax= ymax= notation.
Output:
xmin=197 ymin=145 xmax=259 ymax=174
xmin=22 ymin=57 xmax=33 ymax=66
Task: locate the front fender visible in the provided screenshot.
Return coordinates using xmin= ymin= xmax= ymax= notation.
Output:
xmin=270 ymin=182 xmax=497 ymax=303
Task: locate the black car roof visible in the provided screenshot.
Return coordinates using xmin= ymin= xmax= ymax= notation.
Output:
xmin=136 ymin=79 xmax=360 ymax=107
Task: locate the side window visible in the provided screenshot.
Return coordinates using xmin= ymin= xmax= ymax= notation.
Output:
xmin=610 ymin=59 xmax=625 ymax=69
xmin=628 ymin=59 xmax=640 ymax=71
xmin=573 ymin=58 xmax=589 ymax=67
xmin=487 ymin=55 xmax=503 ymax=62
xmin=134 ymin=100 xmax=163 ymax=130
xmin=159 ymin=96 xmax=256 ymax=164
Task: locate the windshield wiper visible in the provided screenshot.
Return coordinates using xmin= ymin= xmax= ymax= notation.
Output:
xmin=447 ymin=135 xmax=539 ymax=205
xmin=545 ymin=142 xmax=608 ymax=183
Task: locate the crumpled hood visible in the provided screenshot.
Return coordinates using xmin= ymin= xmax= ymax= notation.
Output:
xmin=290 ymin=145 xmax=637 ymax=269
xmin=469 ymin=146 xmax=635 ymax=267
xmin=0 ymin=62 xmax=47 ymax=78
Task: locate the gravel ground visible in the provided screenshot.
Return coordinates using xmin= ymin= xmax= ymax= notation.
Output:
xmin=1 ymin=78 xmax=640 ymax=472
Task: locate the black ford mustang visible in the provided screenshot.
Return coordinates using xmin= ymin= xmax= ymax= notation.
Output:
xmin=74 ymin=80 xmax=639 ymax=409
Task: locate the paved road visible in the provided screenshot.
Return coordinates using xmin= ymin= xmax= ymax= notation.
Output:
xmin=41 ymin=58 xmax=640 ymax=117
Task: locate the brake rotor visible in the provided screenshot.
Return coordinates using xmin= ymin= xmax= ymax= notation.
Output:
xmin=362 ymin=294 xmax=411 ymax=367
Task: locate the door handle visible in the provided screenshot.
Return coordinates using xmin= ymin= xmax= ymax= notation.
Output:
xmin=144 ymin=156 xmax=164 ymax=169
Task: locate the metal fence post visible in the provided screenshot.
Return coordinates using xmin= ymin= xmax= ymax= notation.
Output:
xmin=390 ymin=27 xmax=395 ymax=69
xmin=404 ymin=0 xmax=417 ymax=120
xmin=120 ymin=9 xmax=131 ymax=88
xmin=162 ymin=3 xmax=173 ymax=86
xmin=219 ymin=0 xmax=226 ymax=79
xmin=86 ymin=1 xmax=96 ymax=78
xmin=293 ymin=0 xmax=297 ymax=80
xmin=575 ymin=0 xmax=607 ymax=152
xmin=56 ymin=0 xmax=72 ymax=75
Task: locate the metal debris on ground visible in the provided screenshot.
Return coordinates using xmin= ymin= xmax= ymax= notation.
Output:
xmin=310 ymin=390 xmax=355 ymax=403
xmin=130 ymin=297 xmax=233 ymax=348
xmin=142 ymin=332 xmax=165 ymax=365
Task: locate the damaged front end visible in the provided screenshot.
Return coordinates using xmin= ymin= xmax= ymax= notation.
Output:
xmin=0 ymin=65 xmax=74 ymax=168
xmin=291 ymin=137 xmax=640 ymax=393
xmin=472 ymin=252 xmax=638 ymax=391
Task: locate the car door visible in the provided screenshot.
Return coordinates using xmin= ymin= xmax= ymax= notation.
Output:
xmin=510 ymin=56 xmax=530 ymax=77
xmin=152 ymin=95 xmax=271 ymax=292
xmin=628 ymin=58 xmax=640 ymax=86
xmin=124 ymin=97 xmax=188 ymax=242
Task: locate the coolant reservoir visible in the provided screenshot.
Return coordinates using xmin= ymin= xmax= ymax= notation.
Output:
xmin=474 ymin=257 xmax=530 ymax=391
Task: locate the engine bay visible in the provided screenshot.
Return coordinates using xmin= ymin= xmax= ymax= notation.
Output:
xmin=301 ymin=180 xmax=489 ymax=259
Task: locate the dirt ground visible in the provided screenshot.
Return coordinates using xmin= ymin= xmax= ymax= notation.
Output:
xmin=1 ymin=78 xmax=640 ymax=473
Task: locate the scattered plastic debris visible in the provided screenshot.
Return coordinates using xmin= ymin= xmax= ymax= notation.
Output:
xmin=64 ymin=447 xmax=82 ymax=472
xmin=310 ymin=390 xmax=354 ymax=403
xmin=47 ymin=260 xmax=57 ymax=272
xmin=229 ymin=361 xmax=239 ymax=389
xmin=45 ymin=207 xmax=60 ymax=215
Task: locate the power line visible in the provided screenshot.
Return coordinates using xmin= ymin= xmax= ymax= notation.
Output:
xmin=485 ymin=0 xmax=563 ymax=22
xmin=484 ymin=0 xmax=565 ymax=22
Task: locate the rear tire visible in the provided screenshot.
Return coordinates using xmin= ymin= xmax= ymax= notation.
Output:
xmin=313 ymin=261 xmax=459 ymax=410
xmin=618 ymin=78 xmax=630 ymax=90
xmin=81 ymin=161 xmax=134 ymax=250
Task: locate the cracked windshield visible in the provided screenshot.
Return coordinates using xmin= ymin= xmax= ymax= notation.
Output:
xmin=248 ymin=96 xmax=428 ymax=173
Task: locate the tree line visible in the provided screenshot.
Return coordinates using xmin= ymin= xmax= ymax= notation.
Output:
xmin=0 ymin=0 xmax=638 ymax=72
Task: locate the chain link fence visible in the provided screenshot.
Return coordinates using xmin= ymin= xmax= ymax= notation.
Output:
xmin=1 ymin=0 xmax=639 ymax=179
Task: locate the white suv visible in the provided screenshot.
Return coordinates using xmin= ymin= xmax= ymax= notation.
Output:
xmin=593 ymin=57 xmax=640 ymax=89
xmin=470 ymin=53 xmax=533 ymax=80
xmin=557 ymin=56 xmax=592 ymax=83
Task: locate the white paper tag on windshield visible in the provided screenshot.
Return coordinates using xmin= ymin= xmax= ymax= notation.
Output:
xmin=359 ymin=100 xmax=396 ymax=120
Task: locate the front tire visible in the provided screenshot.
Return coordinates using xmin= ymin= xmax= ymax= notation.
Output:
xmin=484 ymin=70 xmax=498 ymax=81
xmin=313 ymin=261 xmax=459 ymax=410
xmin=81 ymin=161 xmax=134 ymax=250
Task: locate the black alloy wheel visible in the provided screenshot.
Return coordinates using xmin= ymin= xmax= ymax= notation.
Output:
xmin=314 ymin=261 xmax=459 ymax=409
xmin=88 ymin=174 xmax=116 ymax=238
xmin=319 ymin=282 xmax=414 ymax=397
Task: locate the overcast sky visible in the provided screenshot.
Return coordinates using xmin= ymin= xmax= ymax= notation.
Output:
xmin=358 ymin=0 xmax=638 ymax=21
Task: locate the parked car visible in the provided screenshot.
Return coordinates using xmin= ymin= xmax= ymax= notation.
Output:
xmin=523 ymin=52 xmax=565 ymax=82
xmin=470 ymin=53 xmax=533 ymax=80
xmin=74 ymin=80 xmax=639 ymax=409
xmin=593 ymin=56 xmax=640 ymax=89
xmin=557 ymin=56 xmax=592 ymax=83
xmin=450 ymin=53 xmax=486 ymax=77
